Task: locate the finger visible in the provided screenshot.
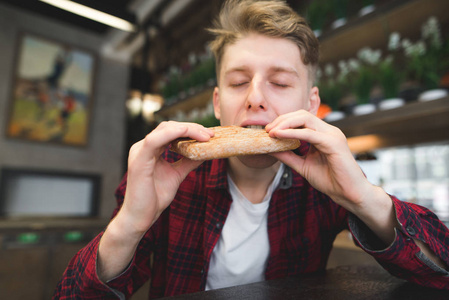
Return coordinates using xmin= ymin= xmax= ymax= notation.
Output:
xmin=143 ymin=122 xmax=214 ymax=157
xmin=270 ymin=151 xmax=305 ymax=174
xmin=153 ymin=121 xmax=214 ymax=143
xmin=270 ymin=127 xmax=319 ymax=143
xmin=266 ymin=110 xmax=328 ymax=133
xmin=265 ymin=111 xmax=300 ymax=131
xmin=266 ymin=110 xmax=310 ymax=130
xmin=172 ymin=158 xmax=205 ymax=179
xmin=270 ymin=128 xmax=340 ymax=155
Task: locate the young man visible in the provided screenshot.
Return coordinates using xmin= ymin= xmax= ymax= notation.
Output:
xmin=54 ymin=0 xmax=449 ymax=298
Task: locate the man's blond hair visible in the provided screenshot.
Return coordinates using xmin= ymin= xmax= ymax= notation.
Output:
xmin=208 ymin=0 xmax=320 ymax=85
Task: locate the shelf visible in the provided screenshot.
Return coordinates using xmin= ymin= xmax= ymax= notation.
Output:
xmin=0 ymin=217 xmax=108 ymax=233
xmin=156 ymin=93 xmax=449 ymax=153
xmin=319 ymin=0 xmax=449 ymax=64
xmin=152 ymin=0 xmax=449 ymax=151
xmin=330 ymin=97 xmax=449 ymax=152
xmin=156 ymin=88 xmax=214 ymax=119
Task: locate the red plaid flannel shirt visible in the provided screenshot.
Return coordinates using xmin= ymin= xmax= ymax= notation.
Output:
xmin=53 ymin=150 xmax=449 ymax=299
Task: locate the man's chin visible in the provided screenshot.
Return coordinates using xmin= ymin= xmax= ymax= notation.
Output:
xmin=236 ymin=154 xmax=279 ymax=169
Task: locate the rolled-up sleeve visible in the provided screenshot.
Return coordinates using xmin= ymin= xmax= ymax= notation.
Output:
xmin=53 ymin=233 xmax=126 ymax=299
xmin=53 ymin=174 xmax=153 ymax=299
xmin=348 ymin=196 xmax=449 ymax=289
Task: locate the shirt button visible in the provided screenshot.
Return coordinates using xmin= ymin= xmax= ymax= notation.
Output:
xmin=283 ymin=172 xmax=289 ymax=179
xmin=216 ymin=222 xmax=222 ymax=230
xmin=406 ymin=226 xmax=416 ymax=235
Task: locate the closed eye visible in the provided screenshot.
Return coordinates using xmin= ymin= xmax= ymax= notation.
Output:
xmin=230 ymin=82 xmax=248 ymax=87
xmin=271 ymin=82 xmax=289 ymax=87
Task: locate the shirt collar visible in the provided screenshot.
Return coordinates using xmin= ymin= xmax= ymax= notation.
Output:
xmin=206 ymin=157 xmax=306 ymax=190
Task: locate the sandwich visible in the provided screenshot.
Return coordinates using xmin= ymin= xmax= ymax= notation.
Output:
xmin=170 ymin=125 xmax=300 ymax=160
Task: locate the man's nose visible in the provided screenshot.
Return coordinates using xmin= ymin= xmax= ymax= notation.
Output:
xmin=246 ymin=80 xmax=267 ymax=111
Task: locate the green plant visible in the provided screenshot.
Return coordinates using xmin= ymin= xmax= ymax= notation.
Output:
xmin=161 ymin=75 xmax=181 ymax=101
xmin=420 ymin=41 xmax=449 ymax=89
xmin=161 ymin=56 xmax=216 ymax=103
xmin=402 ymin=17 xmax=449 ymax=89
xmin=318 ymin=80 xmax=343 ymax=111
xmin=354 ymin=66 xmax=375 ymax=104
xmin=379 ymin=59 xmax=403 ymax=99
xmin=306 ymin=0 xmax=330 ymax=31
xmin=195 ymin=114 xmax=220 ymax=127
xmin=332 ymin=0 xmax=349 ymax=20
xmin=362 ymin=0 xmax=374 ymax=7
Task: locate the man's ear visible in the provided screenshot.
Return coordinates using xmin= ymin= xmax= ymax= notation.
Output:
xmin=308 ymin=86 xmax=321 ymax=116
xmin=213 ymin=86 xmax=221 ymax=120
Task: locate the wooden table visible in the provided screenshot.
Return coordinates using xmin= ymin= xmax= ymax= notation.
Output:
xmin=161 ymin=264 xmax=449 ymax=299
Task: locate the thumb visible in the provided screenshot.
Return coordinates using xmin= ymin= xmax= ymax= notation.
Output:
xmin=270 ymin=151 xmax=305 ymax=176
xmin=173 ymin=158 xmax=204 ymax=180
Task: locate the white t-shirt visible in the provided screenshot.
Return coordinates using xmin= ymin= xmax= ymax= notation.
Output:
xmin=205 ymin=164 xmax=285 ymax=290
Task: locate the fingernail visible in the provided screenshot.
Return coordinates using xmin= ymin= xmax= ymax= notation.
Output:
xmin=207 ymin=128 xmax=215 ymax=136
xmin=201 ymin=131 xmax=211 ymax=139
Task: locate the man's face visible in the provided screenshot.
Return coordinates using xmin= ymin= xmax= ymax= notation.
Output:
xmin=213 ymin=33 xmax=319 ymax=168
xmin=214 ymin=33 xmax=318 ymax=128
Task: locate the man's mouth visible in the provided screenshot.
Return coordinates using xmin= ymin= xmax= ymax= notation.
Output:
xmin=244 ymin=125 xmax=265 ymax=129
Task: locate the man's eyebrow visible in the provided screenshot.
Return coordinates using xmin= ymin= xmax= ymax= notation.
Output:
xmin=223 ymin=67 xmax=250 ymax=76
xmin=223 ymin=66 xmax=300 ymax=77
xmin=269 ymin=66 xmax=300 ymax=77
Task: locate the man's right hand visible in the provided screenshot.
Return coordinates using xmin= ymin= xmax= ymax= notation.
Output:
xmin=98 ymin=121 xmax=214 ymax=282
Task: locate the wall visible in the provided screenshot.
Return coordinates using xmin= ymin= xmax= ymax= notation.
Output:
xmin=0 ymin=3 xmax=128 ymax=219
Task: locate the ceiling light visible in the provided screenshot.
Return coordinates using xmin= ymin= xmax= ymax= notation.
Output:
xmin=39 ymin=0 xmax=136 ymax=32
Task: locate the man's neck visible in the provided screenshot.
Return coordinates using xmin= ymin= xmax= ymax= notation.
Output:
xmin=227 ymin=157 xmax=281 ymax=204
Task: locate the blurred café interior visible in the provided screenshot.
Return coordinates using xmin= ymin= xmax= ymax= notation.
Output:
xmin=0 ymin=0 xmax=448 ymax=299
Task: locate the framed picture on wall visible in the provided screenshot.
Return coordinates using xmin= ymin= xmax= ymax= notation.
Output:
xmin=5 ymin=32 xmax=96 ymax=146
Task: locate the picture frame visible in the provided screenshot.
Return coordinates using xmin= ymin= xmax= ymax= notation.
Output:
xmin=5 ymin=32 xmax=97 ymax=146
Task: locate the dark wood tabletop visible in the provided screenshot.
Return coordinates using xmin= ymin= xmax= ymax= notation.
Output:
xmin=160 ymin=264 xmax=449 ymax=300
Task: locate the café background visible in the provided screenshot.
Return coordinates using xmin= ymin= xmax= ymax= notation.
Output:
xmin=0 ymin=1 xmax=448 ymax=299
